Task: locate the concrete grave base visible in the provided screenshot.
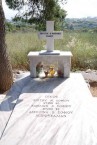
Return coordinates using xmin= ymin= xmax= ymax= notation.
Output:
xmin=0 ymin=73 xmax=97 ymax=145
xmin=39 ymin=50 xmax=60 ymax=55
xmin=28 ymin=51 xmax=72 ymax=78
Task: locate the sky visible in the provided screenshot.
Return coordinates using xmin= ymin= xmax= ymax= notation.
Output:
xmin=2 ymin=0 xmax=18 ymax=20
xmin=63 ymin=0 xmax=97 ymax=18
xmin=2 ymin=0 xmax=97 ymax=19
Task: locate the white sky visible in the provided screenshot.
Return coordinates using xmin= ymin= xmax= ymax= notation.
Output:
xmin=2 ymin=0 xmax=97 ymax=19
xmin=63 ymin=0 xmax=97 ymax=18
xmin=2 ymin=0 xmax=18 ymax=20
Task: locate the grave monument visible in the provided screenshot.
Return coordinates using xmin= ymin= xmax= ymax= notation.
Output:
xmin=0 ymin=21 xmax=97 ymax=145
xmin=28 ymin=21 xmax=72 ymax=78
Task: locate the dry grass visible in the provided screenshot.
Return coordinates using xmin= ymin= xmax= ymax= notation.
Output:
xmin=6 ymin=31 xmax=97 ymax=70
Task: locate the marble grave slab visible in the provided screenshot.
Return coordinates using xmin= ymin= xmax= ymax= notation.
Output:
xmin=0 ymin=73 xmax=97 ymax=145
xmin=0 ymin=73 xmax=30 ymax=139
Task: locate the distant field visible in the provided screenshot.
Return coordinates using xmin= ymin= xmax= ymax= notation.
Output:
xmin=6 ymin=31 xmax=97 ymax=70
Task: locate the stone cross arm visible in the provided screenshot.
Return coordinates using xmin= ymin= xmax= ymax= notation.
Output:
xmin=38 ymin=31 xmax=63 ymax=39
xmin=38 ymin=21 xmax=63 ymax=52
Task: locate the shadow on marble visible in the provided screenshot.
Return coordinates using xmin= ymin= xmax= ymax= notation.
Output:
xmin=0 ymin=74 xmax=67 ymax=140
xmin=0 ymin=75 xmax=30 ymax=112
xmin=1 ymin=74 xmax=97 ymax=145
xmin=0 ymin=74 xmax=30 ymax=139
xmin=22 ymin=77 xmax=68 ymax=94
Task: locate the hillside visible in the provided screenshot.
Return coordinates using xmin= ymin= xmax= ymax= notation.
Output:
xmin=65 ymin=17 xmax=97 ymax=30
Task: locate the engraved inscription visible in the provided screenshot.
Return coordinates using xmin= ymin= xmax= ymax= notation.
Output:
xmin=29 ymin=95 xmax=73 ymax=118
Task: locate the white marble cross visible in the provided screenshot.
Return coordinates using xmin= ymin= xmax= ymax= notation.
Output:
xmin=38 ymin=21 xmax=63 ymax=52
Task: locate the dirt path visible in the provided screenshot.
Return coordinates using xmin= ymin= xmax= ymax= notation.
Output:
xmin=78 ymin=69 xmax=97 ymax=97
xmin=90 ymin=82 xmax=97 ymax=97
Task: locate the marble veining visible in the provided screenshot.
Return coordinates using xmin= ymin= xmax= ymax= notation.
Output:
xmin=0 ymin=73 xmax=97 ymax=145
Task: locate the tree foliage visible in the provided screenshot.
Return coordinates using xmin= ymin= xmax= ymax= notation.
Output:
xmin=6 ymin=0 xmax=67 ymax=30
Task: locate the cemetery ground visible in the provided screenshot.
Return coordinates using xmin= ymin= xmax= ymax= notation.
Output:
xmin=0 ymin=29 xmax=97 ymax=144
xmin=6 ymin=31 xmax=97 ymax=96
